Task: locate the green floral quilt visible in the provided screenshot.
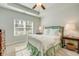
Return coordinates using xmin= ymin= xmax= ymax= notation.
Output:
xmin=27 ymin=42 xmax=41 ymax=56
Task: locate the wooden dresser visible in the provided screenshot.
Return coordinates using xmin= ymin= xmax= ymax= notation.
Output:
xmin=0 ymin=29 xmax=5 ymax=56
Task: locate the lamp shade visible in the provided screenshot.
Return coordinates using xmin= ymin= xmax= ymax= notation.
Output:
xmin=65 ymin=23 xmax=76 ymax=32
xmin=64 ymin=20 xmax=76 ymax=36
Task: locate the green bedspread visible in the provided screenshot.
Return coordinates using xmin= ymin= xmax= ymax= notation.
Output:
xmin=27 ymin=42 xmax=61 ymax=56
xmin=27 ymin=42 xmax=41 ymax=56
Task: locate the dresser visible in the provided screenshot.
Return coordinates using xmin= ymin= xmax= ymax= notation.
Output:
xmin=0 ymin=29 xmax=5 ymax=56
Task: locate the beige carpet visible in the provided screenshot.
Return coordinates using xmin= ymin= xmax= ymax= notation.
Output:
xmin=55 ymin=48 xmax=79 ymax=56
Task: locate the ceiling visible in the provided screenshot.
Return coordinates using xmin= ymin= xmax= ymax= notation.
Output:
xmin=20 ymin=3 xmax=55 ymax=11
xmin=20 ymin=3 xmax=79 ymax=12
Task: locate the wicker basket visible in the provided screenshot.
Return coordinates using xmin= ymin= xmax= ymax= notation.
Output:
xmin=66 ymin=43 xmax=76 ymax=51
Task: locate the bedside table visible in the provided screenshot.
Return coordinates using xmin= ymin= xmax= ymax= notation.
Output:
xmin=62 ymin=36 xmax=79 ymax=54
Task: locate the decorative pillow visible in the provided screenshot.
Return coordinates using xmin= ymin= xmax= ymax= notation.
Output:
xmin=26 ymin=42 xmax=41 ymax=56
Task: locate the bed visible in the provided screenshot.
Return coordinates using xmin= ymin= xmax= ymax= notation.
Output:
xmin=15 ymin=26 xmax=64 ymax=56
xmin=27 ymin=26 xmax=64 ymax=56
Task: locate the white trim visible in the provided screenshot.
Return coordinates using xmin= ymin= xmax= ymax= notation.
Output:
xmin=0 ymin=4 xmax=40 ymax=18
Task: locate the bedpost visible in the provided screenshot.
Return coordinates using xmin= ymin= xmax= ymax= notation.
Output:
xmin=60 ymin=26 xmax=65 ymax=48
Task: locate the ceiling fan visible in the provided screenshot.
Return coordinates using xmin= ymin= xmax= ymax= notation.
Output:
xmin=32 ymin=3 xmax=46 ymax=10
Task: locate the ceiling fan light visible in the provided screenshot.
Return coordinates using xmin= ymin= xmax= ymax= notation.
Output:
xmin=41 ymin=4 xmax=45 ymax=10
xmin=32 ymin=4 xmax=37 ymax=9
xmin=37 ymin=3 xmax=42 ymax=7
xmin=32 ymin=2 xmax=46 ymax=10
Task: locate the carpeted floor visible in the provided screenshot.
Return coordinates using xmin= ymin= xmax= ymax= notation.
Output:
xmin=55 ymin=48 xmax=79 ymax=56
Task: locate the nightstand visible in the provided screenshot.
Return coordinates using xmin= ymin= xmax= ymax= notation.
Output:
xmin=62 ymin=36 xmax=79 ymax=54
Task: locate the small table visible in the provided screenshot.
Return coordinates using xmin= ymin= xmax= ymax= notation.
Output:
xmin=62 ymin=36 xmax=79 ymax=54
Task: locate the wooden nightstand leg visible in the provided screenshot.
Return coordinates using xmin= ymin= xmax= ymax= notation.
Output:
xmin=77 ymin=41 xmax=79 ymax=54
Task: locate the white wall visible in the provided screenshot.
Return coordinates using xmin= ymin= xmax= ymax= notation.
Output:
xmin=41 ymin=3 xmax=79 ymax=29
xmin=0 ymin=7 xmax=41 ymax=45
xmin=0 ymin=4 xmax=41 ymax=55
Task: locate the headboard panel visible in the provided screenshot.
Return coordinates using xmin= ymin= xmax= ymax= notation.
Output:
xmin=45 ymin=26 xmax=64 ymax=34
xmin=45 ymin=26 xmax=61 ymax=29
xmin=45 ymin=26 xmax=62 ymax=29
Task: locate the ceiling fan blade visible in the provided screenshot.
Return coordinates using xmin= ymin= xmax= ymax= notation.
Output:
xmin=32 ymin=4 xmax=37 ymax=9
xmin=41 ymin=4 xmax=46 ymax=10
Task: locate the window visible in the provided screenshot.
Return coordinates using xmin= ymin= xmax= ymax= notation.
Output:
xmin=14 ymin=19 xmax=33 ymax=36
